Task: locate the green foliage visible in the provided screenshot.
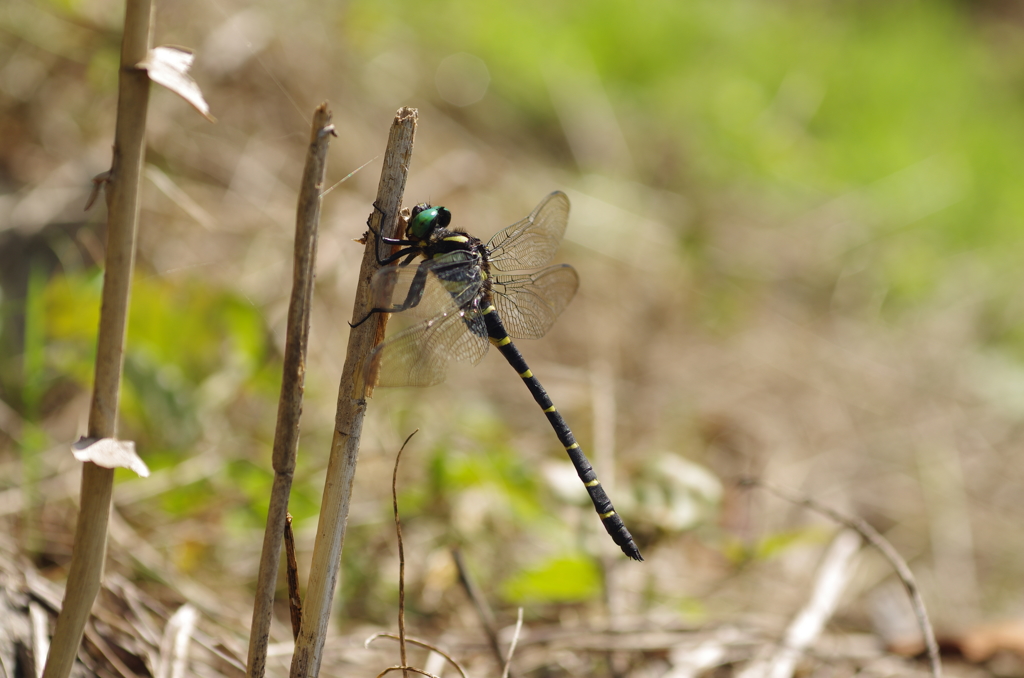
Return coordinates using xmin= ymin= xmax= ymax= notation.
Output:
xmin=21 ymin=265 xmax=49 ymax=418
xmin=426 ymin=441 xmax=540 ymax=512
xmin=42 ymin=270 xmax=275 ymax=451
xmin=225 ymin=459 xmax=276 ymax=528
xmin=344 ymin=0 xmax=1024 ymax=311
xmin=85 ymin=46 xmax=120 ymax=93
xmin=408 ymin=433 xmax=547 ymax=542
xmin=721 ymin=526 xmax=832 ymax=566
xmin=500 ymin=555 xmax=601 ymax=604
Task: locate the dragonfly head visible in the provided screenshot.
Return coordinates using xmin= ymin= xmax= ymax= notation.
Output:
xmin=407 ymin=204 xmax=452 ymax=240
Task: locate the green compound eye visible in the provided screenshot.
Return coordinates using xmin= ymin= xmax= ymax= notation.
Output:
xmin=407 ymin=205 xmax=451 ymax=239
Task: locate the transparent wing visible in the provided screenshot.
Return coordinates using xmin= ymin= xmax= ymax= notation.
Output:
xmin=366 ymin=250 xmax=484 ymax=320
xmin=370 ymin=305 xmax=489 ymax=387
xmin=491 ymin=264 xmax=579 ymax=340
xmin=486 ymin=191 xmax=571 ymax=272
xmin=366 ymin=252 xmax=490 ymax=388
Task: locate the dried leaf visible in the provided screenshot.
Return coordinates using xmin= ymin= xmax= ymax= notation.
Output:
xmin=85 ymin=170 xmax=112 ymax=211
xmin=958 ymin=619 xmax=1024 ymax=662
xmin=156 ymin=604 xmax=198 ymax=678
xmin=139 ymin=46 xmax=215 ymax=122
xmin=72 ymin=437 xmax=150 ymax=477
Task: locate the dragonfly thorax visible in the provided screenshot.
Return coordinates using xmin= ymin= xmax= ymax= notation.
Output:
xmin=408 ymin=204 xmax=491 ymax=270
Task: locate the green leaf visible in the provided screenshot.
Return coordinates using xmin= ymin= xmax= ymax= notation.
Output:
xmin=500 ymin=555 xmax=601 ymax=604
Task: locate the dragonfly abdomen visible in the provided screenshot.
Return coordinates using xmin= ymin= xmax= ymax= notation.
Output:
xmin=482 ymin=305 xmax=643 ymax=561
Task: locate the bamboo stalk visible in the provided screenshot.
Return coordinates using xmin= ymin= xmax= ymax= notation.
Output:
xmin=289 ymin=107 xmax=418 ymax=678
xmin=41 ymin=0 xmax=153 ymax=676
xmin=246 ymin=103 xmax=334 ymax=678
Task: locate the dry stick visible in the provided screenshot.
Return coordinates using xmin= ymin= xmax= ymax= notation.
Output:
xmin=745 ymin=479 xmax=942 ymax=678
xmin=42 ymin=0 xmax=153 ymax=676
xmin=501 ymin=608 xmax=525 ymax=678
xmin=374 ymin=667 xmax=439 ymax=678
xmin=0 ymin=643 xmax=10 ymax=678
xmin=246 ymin=103 xmax=334 ymax=678
xmin=451 ymin=548 xmax=511 ymax=677
xmin=82 ymin=624 xmax=142 ymax=678
xmin=156 ymin=604 xmax=198 ymax=678
xmin=391 ymin=431 xmax=419 ymax=675
xmin=289 ymin=107 xmax=418 ymax=678
xmin=737 ymin=529 xmax=861 ymax=678
xmin=30 ymin=602 xmax=49 ymax=678
xmin=364 ymin=635 xmax=467 ymax=678
xmin=284 ymin=514 xmax=302 ymax=641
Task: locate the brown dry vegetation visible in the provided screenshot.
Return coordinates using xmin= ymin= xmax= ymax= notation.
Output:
xmin=5 ymin=0 xmax=1024 ymax=676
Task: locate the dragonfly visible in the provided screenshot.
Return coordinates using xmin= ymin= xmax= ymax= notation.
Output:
xmin=356 ymin=191 xmax=642 ymax=561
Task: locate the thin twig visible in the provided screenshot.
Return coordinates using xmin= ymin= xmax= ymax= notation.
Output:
xmin=285 ymin=514 xmax=302 ymax=641
xmin=374 ymin=667 xmax=440 ymax=678
xmin=155 ymin=604 xmax=198 ymax=678
xmin=42 ymin=0 xmax=154 ymax=675
xmin=452 ymin=548 xmax=512 ymax=677
xmin=737 ymin=530 xmax=861 ymax=678
xmin=289 ymin=107 xmax=418 ymax=678
xmin=321 ymin=154 xmax=380 ymax=198
xmin=83 ymin=622 xmax=143 ymax=678
xmin=743 ymin=478 xmax=942 ymax=678
xmin=29 ymin=602 xmax=48 ymax=678
xmin=502 ymin=608 xmax=524 ymax=678
xmin=365 ymin=635 xmax=467 ymax=678
xmin=393 ymin=430 xmax=419 ymax=674
xmin=246 ymin=103 xmax=333 ymax=678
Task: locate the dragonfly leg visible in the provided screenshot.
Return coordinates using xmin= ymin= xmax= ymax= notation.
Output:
xmin=350 ymin=258 xmax=432 ymax=328
xmin=367 ymin=202 xmax=424 ymax=265
xmin=377 ymin=244 xmax=422 ymax=266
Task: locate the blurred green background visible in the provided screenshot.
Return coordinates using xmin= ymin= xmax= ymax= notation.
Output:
xmin=4 ymin=0 xmax=1024 ymax=668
